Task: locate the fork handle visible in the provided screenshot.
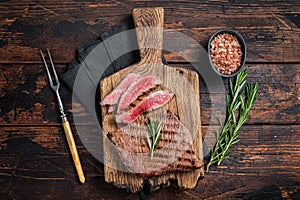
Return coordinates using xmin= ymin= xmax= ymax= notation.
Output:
xmin=62 ymin=119 xmax=85 ymax=183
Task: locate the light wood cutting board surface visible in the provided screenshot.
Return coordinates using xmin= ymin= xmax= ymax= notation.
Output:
xmin=100 ymin=7 xmax=204 ymax=192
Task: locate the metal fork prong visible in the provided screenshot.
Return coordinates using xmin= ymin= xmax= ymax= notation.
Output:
xmin=47 ymin=48 xmax=60 ymax=88
xmin=40 ymin=50 xmax=54 ymax=88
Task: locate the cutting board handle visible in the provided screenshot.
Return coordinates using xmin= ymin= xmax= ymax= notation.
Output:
xmin=133 ymin=7 xmax=164 ymax=64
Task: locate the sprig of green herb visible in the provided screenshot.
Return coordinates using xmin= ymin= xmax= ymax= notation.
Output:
xmin=207 ymin=70 xmax=259 ymax=171
xmin=146 ymin=117 xmax=164 ymax=157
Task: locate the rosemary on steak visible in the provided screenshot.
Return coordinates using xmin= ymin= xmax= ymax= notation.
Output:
xmin=146 ymin=117 xmax=164 ymax=157
xmin=207 ymin=70 xmax=259 ymax=171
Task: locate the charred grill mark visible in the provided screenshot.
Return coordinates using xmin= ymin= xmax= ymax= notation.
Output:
xmin=128 ymin=84 xmax=161 ymax=110
xmin=107 ymin=110 xmax=202 ymax=176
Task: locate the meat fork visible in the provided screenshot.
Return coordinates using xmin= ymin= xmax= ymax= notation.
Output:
xmin=40 ymin=49 xmax=85 ymax=183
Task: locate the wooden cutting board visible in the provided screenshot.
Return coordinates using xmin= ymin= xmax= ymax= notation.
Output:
xmin=100 ymin=7 xmax=204 ymax=192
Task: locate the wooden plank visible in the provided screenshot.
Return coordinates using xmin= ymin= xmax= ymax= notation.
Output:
xmin=0 ymin=125 xmax=299 ymax=199
xmin=0 ymin=63 xmax=298 ymax=125
xmin=197 ymin=124 xmax=300 ymax=200
xmin=0 ymin=127 xmax=129 ymax=199
xmin=1 ymin=125 xmax=298 ymax=172
xmin=0 ymin=1 xmax=299 ymax=63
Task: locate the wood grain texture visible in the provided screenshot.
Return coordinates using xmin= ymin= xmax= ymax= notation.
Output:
xmin=0 ymin=1 xmax=299 ymax=63
xmin=133 ymin=7 xmax=164 ymax=63
xmin=0 ymin=125 xmax=299 ymax=199
xmin=62 ymin=120 xmax=85 ymax=183
xmin=0 ymin=0 xmax=300 ymax=199
xmin=101 ymin=7 xmax=203 ymax=192
xmin=0 ymin=64 xmax=298 ymax=126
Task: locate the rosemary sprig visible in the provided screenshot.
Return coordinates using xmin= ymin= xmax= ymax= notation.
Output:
xmin=146 ymin=117 xmax=164 ymax=157
xmin=207 ymin=70 xmax=259 ymax=171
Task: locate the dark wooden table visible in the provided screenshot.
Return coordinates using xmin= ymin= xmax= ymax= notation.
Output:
xmin=0 ymin=1 xmax=299 ymax=199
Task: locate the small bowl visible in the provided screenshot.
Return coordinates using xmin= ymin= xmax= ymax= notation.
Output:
xmin=208 ymin=30 xmax=246 ymax=78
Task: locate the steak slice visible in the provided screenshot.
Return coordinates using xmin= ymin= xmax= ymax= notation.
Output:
xmin=115 ymin=90 xmax=174 ymax=124
xmin=100 ymin=73 xmax=141 ymax=106
xmin=107 ymin=110 xmax=202 ymax=177
xmin=117 ymin=75 xmax=162 ymax=112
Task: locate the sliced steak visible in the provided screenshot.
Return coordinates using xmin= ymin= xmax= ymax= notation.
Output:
xmin=100 ymin=73 xmax=141 ymax=106
xmin=115 ymin=90 xmax=174 ymax=124
xmin=117 ymin=75 xmax=162 ymax=112
xmin=107 ymin=110 xmax=202 ymax=177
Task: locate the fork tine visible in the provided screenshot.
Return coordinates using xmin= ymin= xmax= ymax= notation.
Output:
xmin=47 ymin=48 xmax=60 ymax=87
xmin=40 ymin=50 xmax=54 ymax=87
